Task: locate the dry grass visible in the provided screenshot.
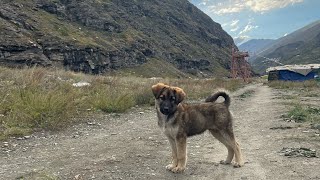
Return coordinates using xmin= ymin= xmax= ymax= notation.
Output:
xmin=0 ymin=67 xmax=244 ymax=139
xmin=268 ymin=80 xmax=319 ymax=89
xmin=161 ymin=78 xmax=244 ymax=99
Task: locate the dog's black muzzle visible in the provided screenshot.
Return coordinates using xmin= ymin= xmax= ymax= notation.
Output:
xmin=160 ymin=106 xmax=170 ymax=115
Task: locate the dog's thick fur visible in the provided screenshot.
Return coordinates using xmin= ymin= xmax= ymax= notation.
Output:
xmin=152 ymin=83 xmax=244 ymax=173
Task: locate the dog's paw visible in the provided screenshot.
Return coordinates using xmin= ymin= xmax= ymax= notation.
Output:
xmin=219 ymin=160 xmax=231 ymax=165
xmin=166 ymin=164 xmax=176 ymax=171
xmin=171 ymin=166 xmax=185 ymax=173
xmin=233 ymin=162 xmax=244 ymax=168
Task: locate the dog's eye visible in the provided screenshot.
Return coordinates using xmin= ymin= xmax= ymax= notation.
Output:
xmin=171 ymin=96 xmax=176 ymax=101
xmin=160 ymin=95 xmax=165 ymax=100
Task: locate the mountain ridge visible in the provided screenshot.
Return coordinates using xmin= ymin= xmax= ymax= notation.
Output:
xmin=238 ymin=39 xmax=275 ymax=62
xmin=250 ymin=20 xmax=320 ymax=74
xmin=0 ymin=0 xmax=236 ymax=77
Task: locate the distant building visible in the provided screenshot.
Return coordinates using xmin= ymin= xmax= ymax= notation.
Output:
xmin=266 ymin=64 xmax=320 ymax=81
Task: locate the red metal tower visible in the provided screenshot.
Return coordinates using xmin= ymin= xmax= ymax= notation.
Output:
xmin=231 ymin=47 xmax=251 ymax=82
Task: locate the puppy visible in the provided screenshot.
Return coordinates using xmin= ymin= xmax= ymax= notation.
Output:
xmin=152 ymin=83 xmax=243 ymax=173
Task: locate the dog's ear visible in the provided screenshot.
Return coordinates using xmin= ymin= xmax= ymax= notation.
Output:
xmin=172 ymin=87 xmax=186 ymax=104
xmin=151 ymin=83 xmax=168 ymax=99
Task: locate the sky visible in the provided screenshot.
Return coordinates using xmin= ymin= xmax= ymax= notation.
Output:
xmin=189 ymin=0 xmax=320 ymax=43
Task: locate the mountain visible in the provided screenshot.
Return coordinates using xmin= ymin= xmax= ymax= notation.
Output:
xmin=239 ymin=39 xmax=275 ymax=58
xmin=0 ymin=0 xmax=236 ymax=77
xmin=251 ymin=20 xmax=320 ymax=74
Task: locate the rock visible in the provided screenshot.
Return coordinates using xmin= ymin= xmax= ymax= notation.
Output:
xmin=270 ymin=126 xmax=293 ymax=130
xmin=73 ymin=81 xmax=91 ymax=87
xmin=72 ymin=135 xmax=79 ymax=138
xmin=3 ymin=144 xmax=9 ymax=147
xmin=87 ymin=121 xmax=96 ymax=125
xmin=311 ymin=124 xmax=320 ymax=130
xmin=74 ymin=174 xmax=81 ymax=180
xmin=280 ymin=147 xmax=317 ymax=158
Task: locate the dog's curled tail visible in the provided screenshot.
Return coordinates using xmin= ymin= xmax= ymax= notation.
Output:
xmin=205 ymin=90 xmax=231 ymax=107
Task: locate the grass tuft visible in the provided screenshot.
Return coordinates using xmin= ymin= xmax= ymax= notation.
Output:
xmin=283 ymin=104 xmax=320 ymax=123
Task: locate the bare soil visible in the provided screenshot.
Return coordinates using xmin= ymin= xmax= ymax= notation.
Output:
xmin=1 ymin=84 xmax=320 ymax=180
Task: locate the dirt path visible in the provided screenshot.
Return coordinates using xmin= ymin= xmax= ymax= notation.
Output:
xmin=1 ymin=84 xmax=319 ymax=180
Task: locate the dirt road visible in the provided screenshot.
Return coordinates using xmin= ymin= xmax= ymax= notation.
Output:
xmin=1 ymin=84 xmax=319 ymax=179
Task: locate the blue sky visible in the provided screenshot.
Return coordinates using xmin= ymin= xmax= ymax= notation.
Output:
xmin=189 ymin=0 xmax=320 ymax=43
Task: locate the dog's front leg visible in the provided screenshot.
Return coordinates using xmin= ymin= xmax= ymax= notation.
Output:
xmin=171 ymin=135 xmax=187 ymax=173
xmin=166 ymin=136 xmax=178 ymax=171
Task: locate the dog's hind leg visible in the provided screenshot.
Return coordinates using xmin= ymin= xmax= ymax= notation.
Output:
xmin=232 ymin=140 xmax=244 ymax=168
xmin=166 ymin=136 xmax=178 ymax=171
xmin=209 ymin=129 xmax=234 ymax=164
xmin=214 ymin=129 xmax=244 ymax=167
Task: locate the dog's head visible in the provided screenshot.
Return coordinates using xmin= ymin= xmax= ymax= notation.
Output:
xmin=151 ymin=83 xmax=186 ymax=115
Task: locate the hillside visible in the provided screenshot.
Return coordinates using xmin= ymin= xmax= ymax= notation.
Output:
xmin=251 ymin=20 xmax=320 ymax=74
xmin=0 ymin=0 xmax=235 ymax=77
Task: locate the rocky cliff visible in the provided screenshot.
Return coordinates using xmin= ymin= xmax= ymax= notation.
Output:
xmin=0 ymin=0 xmax=235 ymax=77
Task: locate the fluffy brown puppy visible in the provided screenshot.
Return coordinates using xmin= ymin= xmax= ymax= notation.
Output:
xmin=152 ymin=83 xmax=244 ymax=173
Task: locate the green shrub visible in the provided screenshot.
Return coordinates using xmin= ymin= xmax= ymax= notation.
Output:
xmin=287 ymin=105 xmax=309 ymax=122
xmin=285 ymin=104 xmax=320 ymax=123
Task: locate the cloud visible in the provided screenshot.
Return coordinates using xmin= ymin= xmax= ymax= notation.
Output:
xmin=209 ymin=2 xmax=245 ymax=14
xmin=221 ymin=19 xmax=240 ymax=32
xmin=230 ymin=26 xmax=239 ymax=32
xmin=230 ymin=20 xmax=239 ymax=27
xmin=207 ymin=0 xmax=304 ymax=15
xmin=233 ymin=35 xmax=251 ymax=45
xmin=245 ymin=0 xmax=304 ymax=12
xmin=237 ymin=18 xmax=258 ymax=35
xmin=221 ymin=23 xmax=228 ymax=27
xmin=198 ymin=0 xmax=209 ymax=6
xmin=239 ymin=24 xmax=258 ymax=35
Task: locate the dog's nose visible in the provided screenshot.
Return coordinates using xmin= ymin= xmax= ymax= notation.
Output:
xmin=163 ymin=107 xmax=169 ymax=112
